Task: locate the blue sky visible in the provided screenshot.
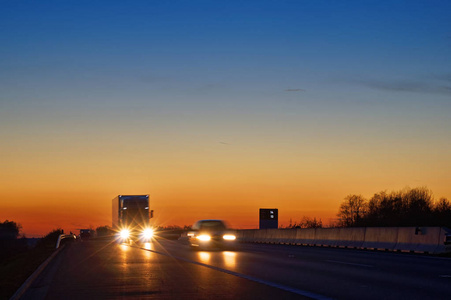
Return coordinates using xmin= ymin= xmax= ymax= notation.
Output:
xmin=2 ymin=1 xmax=450 ymax=97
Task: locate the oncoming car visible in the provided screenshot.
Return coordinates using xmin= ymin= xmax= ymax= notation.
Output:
xmin=188 ymin=219 xmax=237 ymax=250
xmin=79 ymin=229 xmax=92 ymax=240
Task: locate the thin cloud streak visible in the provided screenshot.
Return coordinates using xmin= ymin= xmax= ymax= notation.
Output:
xmin=355 ymin=79 xmax=451 ymax=96
xmin=432 ymin=73 xmax=451 ymax=83
xmin=285 ymin=89 xmax=306 ymax=92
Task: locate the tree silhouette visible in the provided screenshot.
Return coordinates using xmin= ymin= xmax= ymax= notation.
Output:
xmin=0 ymin=220 xmax=21 ymax=239
xmin=338 ymin=187 xmax=451 ymax=227
xmin=286 ymin=217 xmax=323 ymax=229
xmin=37 ymin=228 xmax=63 ymax=248
xmin=433 ymin=198 xmax=451 ymax=227
xmin=95 ymin=225 xmax=112 ymax=237
xmin=337 ymin=195 xmax=367 ymax=227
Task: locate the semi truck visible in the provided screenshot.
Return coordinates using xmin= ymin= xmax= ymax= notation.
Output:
xmin=112 ymin=195 xmax=153 ymax=242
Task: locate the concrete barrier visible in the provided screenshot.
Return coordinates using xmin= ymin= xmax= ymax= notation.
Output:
xmin=395 ymin=227 xmax=444 ymax=254
xmin=254 ymin=229 xmax=267 ymax=243
xmin=278 ymin=229 xmax=297 ymax=244
xmin=263 ymin=229 xmax=272 ymax=243
xmin=263 ymin=229 xmax=273 ymax=243
xmin=246 ymin=229 xmax=256 ymax=243
xmin=245 ymin=229 xmax=255 ymax=242
xmin=237 ymin=227 xmax=449 ymax=254
xmin=241 ymin=229 xmax=255 ymax=243
xmin=443 ymin=227 xmax=451 ymax=253
xmin=295 ymin=228 xmax=316 ymax=245
xmin=316 ymin=228 xmax=348 ymax=247
xmin=288 ymin=229 xmax=298 ymax=244
xmin=339 ymin=227 xmax=366 ymax=248
xmin=237 ymin=229 xmax=247 ymax=242
xmin=268 ymin=229 xmax=279 ymax=244
xmin=235 ymin=229 xmax=244 ymax=241
xmin=361 ymin=227 xmax=398 ymax=250
xmin=270 ymin=229 xmax=281 ymax=243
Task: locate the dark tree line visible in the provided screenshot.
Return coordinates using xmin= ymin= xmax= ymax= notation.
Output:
xmin=95 ymin=225 xmax=113 ymax=237
xmin=36 ymin=228 xmax=64 ymax=248
xmin=0 ymin=220 xmax=26 ymax=260
xmin=337 ymin=187 xmax=451 ymax=227
xmin=0 ymin=220 xmax=21 ymax=239
xmin=286 ymin=217 xmax=323 ymax=229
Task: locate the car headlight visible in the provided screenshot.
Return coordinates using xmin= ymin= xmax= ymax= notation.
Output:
xmin=143 ymin=228 xmax=154 ymax=239
xmin=197 ymin=234 xmax=211 ymax=241
xmin=120 ymin=229 xmax=130 ymax=239
xmin=223 ymin=234 xmax=236 ymax=241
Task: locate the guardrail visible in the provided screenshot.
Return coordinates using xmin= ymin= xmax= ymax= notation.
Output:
xmin=10 ymin=241 xmax=68 ymax=300
xmin=11 ymin=234 xmax=78 ymax=300
xmin=237 ymin=227 xmax=451 ymax=254
xmin=56 ymin=234 xmax=77 ymax=248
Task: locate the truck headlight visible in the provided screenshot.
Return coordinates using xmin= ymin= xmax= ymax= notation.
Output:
xmin=120 ymin=229 xmax=130 ymax=239
xmin=197 ymin=234 xmax=211 ymax=241
xmin=143 ymin=228 xmax=154 ymax=239
xmin=223 ymin=234 xmax=236 ymax=241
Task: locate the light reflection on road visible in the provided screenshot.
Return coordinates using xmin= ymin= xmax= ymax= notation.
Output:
xmin=144 ymin=242 xmax=152 ymax=250
xmin=142 ymin=242 xmax=155 ymax=260
xmin=198 ymin=251 xmax=211 ymax=264
xmin=195 ymin=250 xmax=237 ymax=271
xmin=120 ymin=243 xmax=129 ymax=253
xmin=119 ymin=243 xmax=129 ymax=273
xmin=222 ymin=251 xmax=237 ymax=268
xmin=139 ymin=241 xmax=241 ymax=273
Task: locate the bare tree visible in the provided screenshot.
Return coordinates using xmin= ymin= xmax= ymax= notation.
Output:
xmin=434 ymin=197 xmax=451 ymax=227
xmin=435 ymin=197 xmax=451 ymax=212
xmin=287 ymin=217 xmax=323 ymax=229
xmin=301 ymin=217 xmax=323 ymax=228
xmin=337 ymin=195 xmax=367 ymax=227
xmin=343 ymin=187 xmax=449 ymax=227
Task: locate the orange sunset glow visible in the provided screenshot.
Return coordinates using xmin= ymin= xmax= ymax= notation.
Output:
xmin=2 ymin=134 xmax=450 ymax=237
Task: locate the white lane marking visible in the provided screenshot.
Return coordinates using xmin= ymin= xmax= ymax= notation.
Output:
xmin=137 ymin=245 xmax=335 ymax=300
xmin=326 ymin=260 xmax=374 ymax=268
xmin=440 ymin=275 xmax=451 ymax=278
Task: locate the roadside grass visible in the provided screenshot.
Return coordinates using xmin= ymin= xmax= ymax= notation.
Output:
xmin=0 ymin=245 xmax=54 ymax=300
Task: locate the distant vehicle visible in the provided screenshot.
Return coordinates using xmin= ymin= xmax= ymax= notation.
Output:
xmin=79 ymin=229 xmax=92 ymax=240
xmin=112 ymin=195 xmax=154 ymax=243
xmin=188 ymin=219 xmax=237 ymax=250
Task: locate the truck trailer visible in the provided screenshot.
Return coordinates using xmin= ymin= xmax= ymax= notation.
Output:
xmin=112 ymin=195 xmax=153 ymax=242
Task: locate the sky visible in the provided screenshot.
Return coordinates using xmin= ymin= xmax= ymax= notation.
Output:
xmin=1 ymin=0 xmax=450 ymax=237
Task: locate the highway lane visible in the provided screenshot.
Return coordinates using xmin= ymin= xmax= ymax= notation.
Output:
xmin=150 ymin=240 xmax=451 ymax=300
xmin=20 ymin=238 xmax=451 ymax=299
xmin=20 ymin=239 xmax=306 ymax=300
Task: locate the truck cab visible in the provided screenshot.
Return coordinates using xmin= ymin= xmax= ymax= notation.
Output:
xmin=112 ymin=195 xmax=154 ymax=243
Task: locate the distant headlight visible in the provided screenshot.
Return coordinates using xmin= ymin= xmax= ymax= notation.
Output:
xmin=120 ymin=229 xmax=130 ymax=239
xmin=197 ymin=234 xmax=211 ymax=241
xmin=143 ymin=228 xmax=154 ymax=239
xmin=223 ymin=234 xmax=236 ymax=241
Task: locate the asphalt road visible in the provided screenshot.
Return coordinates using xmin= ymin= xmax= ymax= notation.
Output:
xmin=20 ymin=238 xmax=451 ymax=300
